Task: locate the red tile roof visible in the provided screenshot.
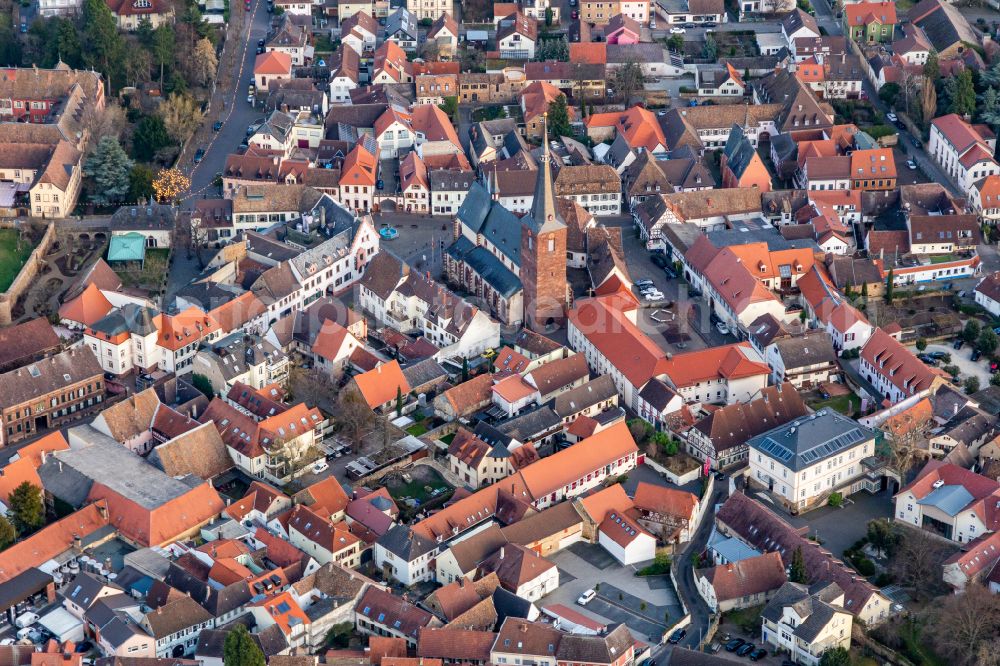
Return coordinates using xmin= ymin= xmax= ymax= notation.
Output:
xmin=660 ymin=343 xmax=770 ymax=389
xmin=58 ymin=282 xmax=114 ymax=327
xmin=568 ymin=293 xmax=667 ymax=389
xmin=255 ymin=51 xmax=293 ymax=75
xmin=860 ymin=327 xmax=936 ymax=398
xmin=354 ymin=359 xmax=411 ymax=409
xmin=0 ymin=502 xmax=110 ymax=583
xmin=632 ymin=482 xmax=698 ymax=520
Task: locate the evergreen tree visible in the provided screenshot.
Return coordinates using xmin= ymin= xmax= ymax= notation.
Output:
xmin=964 ymin=319 xmax=981 ymax=345
xmin=85 ymin=137 xmax=134 ymax=205
xmin=462 ymin=357 xmax=469 ymax=382
xmin=0 ymin=515 xmax=15 ymax=550
xmin=128 ymin=164 xmax=155 ymax=203
xmin=136 ymin=17 xmax=155 ymax=48
xmin=885 ymin=268 xmax=894 ymax=303
xmin=133 ymin=115 xmax=170 ymax=161
xmin=818 ymin=647 xmax=851 ymax=666
xmin=790 ymin=546 xmax=808 ymax=583
xmin=395 ymin=386 xmax=403 ymax=417
xmin=151 ymin=24 xmax=176 ymax=90
xmin=547 ymin=95 xmax=572 ymax=139
xmin=924 ymin=49 xmax=939 ymax=82
xmin=8 ymin=482 xmax=45 ymax=535
xmin=0 ymin=15 xmax=22 ymax=67
xmin=223 ymin=626 xmax=265 ymax=666
xmin=951 ymin=69 xmax=976 ymax=117
xmin=82 ymin=0 xmax=125 ymax=91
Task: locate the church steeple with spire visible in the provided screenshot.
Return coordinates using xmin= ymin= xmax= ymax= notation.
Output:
xmin=520 ymin=114 xmax=569 ymax=332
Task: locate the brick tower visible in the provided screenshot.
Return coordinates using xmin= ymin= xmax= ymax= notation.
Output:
xmin=520 ymin=115 xmax=568 ymax=332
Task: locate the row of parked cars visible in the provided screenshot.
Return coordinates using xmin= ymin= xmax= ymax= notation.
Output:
xmin=723 ymin=638 xmax=768 ymax=661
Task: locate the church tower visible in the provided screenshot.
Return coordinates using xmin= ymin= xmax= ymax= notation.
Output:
xmin=520 ymin=116 xmax=568 ymax=332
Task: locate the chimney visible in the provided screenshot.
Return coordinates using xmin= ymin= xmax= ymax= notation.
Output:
xmin=499 ymin=547 xmax=505 ymax=559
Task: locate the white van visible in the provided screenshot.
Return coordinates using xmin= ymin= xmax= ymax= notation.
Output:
xmin=14 ymin=612 xmax=38 ymax=629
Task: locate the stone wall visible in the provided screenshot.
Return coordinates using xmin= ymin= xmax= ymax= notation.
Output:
xmin=0 ymin=223 xmax=56 ymax=326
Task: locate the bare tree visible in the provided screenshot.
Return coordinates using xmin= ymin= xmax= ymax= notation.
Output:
xmin=881 ymin=408 xmax=929 ymax=477
xmin=337 ymin=387 xmax=375 ymax=453
xmin=930 ymin=584 xmax=1000 ymax=664
xmin=612 ymin=59 xmax=648 ymax=106
xmin=288 ymin=364 xmax=337 ymax=411
xmin=890 ymin=527 xmax=951 ymax=598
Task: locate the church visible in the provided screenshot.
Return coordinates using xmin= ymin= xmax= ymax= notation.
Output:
xmin=445 ymin=120 xmax=570 ymax=332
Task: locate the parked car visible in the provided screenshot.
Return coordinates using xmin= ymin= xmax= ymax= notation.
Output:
xmin=670 ymin=26 xmax=686 ymax=33
xmin=213 ymin=121 xmax=223 ymax=132
xmin=991 ymin=360 xmax=999 ymax=373
xmin=312 ymin=459 xmax=329 ymax=474
xmin=257 ymin=38 xmax=265 ymax=47
xmin=928 ymin=351 xmax=948 ymax=359
xmin=715 ymin=321 xmax=730 ymax=335
xmin=954 ymin=338 xmax=964 ymax=350
xmin=725 ymin=639 xmax=746 ymax=652
xmin=193 ymin=148 xmax=205 ymax=163
xmin=749 ymin=649 xmax=767 ymax=662
xmin=668 ymin=628 xmax=687 ymax=644
xmin=651 ymin=253 xmax=669 ymax=268
xmin=15 ymin=613 xmax=38 ymax=629
xmin=886 ymin=112 xmax=898 ymax=123
xmin=643 ymin=292 xmax=664 ymax=302
xmin=715 ymin=471 xmax=726 ymax=481
xmin=907 ymin=160 xmax=917 ymax=170
xmin=736 ymin=644 xmax=755 ymax=657
xmin=571 ymin=10 xmax=578 ymax=19
xmin=916 ymin=354 xmax=937 ymax=366
xmin=577 ymin=589 xmax=596 ymax=606
xmin=972 ymin=349 xmax=983 ymax=362
xmin=664 ymin=266 xmax=678 ymax=279
xmin=635 ymin=279 xmax=654 ymax=288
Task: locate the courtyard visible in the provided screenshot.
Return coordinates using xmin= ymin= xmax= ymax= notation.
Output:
xmin=546 ymin=542 xmax=685 ymax=643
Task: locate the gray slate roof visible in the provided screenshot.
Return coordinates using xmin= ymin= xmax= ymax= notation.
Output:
xmin=747 ymin=408 xmax=876 ymax=472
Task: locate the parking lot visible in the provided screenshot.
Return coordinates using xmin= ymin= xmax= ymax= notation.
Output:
xmin=546 ymin=543 xmax=684 ymax=643
xmin=913 ymin=342 xmax=993 ymax=387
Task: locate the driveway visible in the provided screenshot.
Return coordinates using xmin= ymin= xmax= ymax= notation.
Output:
xmin=781 ymin=487 xmax=893 ymax=557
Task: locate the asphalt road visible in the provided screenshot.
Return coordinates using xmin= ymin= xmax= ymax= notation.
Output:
xmin=182 ymin=0 xmax=273 ymax=201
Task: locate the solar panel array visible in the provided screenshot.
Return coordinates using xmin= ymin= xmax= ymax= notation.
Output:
xmin=750 ymin=411 xmax=872 ymax=470
xmin=799 ymin=427 xmax=866 ymax=464
xmin=756 ymin=436 xmax=794 ymax=463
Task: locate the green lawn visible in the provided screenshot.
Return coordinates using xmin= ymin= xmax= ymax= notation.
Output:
xmin=0 ymin=229 xmax=32 ymax=292
xmin=439 ymin=432 xmax=456 ymax=445
xmin=809 ymin=393 xmax=861 ymax=416
xmin=930 ymin=254 xmax=956 ymax=264
xmin=405 ymin=423 xmax=428 ymax=437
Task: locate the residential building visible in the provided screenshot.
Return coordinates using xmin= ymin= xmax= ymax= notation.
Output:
xmin=695 ymin=552 xmax=787 ymax=612
xmin=929 ymin=114 xmax=1000 ymax=192
xmin=859 ymin=327 xmax=938 ymax=404
xmin=975 ymin=272 xmax=1000 ymax=317
xmin=107 ymin=0 xmax=175 ymax=29
xmin=764 ymin=331 xmax=838 ymax=389
xmin=843 ymin=1 xmax=897 ymax=43
xmin=497 ymin=11 xmax=537 ymax=59
xmin=686 ymin=383 xmax=808 ymax=470
xmin=354 ymin=586 xmax=438 ymax=646
xmin=894 ymin=461 xmax=1000 ymax=544
xmin=721 ymin=125 xmax=771 ymax=192
xmin=748 ymin=409 xmax=878 ymax=512
xmin=405 ymin=0 xmax=449 ymax=21
xmin=716 ymin=492 xmax=891 ymax=625
xmin=254 ymin=52 xmax=294 ymax=91
xmin=0 ymin=347 xmax=104 ymax=447
xmin=761 ymin=582 xmax=853 ymax=665
xmin=553 ymin=165 xmax=621 ymax=216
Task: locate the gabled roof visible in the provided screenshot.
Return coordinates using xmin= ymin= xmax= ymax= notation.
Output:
xmin=254 ymin=51 xmax=293 ymax=75
xmin=696 ymin=551 xmax=787 ymax=602
xmin=845 ymin=1 xmax=897 ymax=26
xmin=860 ymin=327 xmax=936 ymax=398
xmin=661 ymin=342 xmax=770 ymax=389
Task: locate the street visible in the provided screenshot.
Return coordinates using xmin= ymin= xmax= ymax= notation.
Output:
xmin=181 ymin=0 xmax=273 ymax=201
